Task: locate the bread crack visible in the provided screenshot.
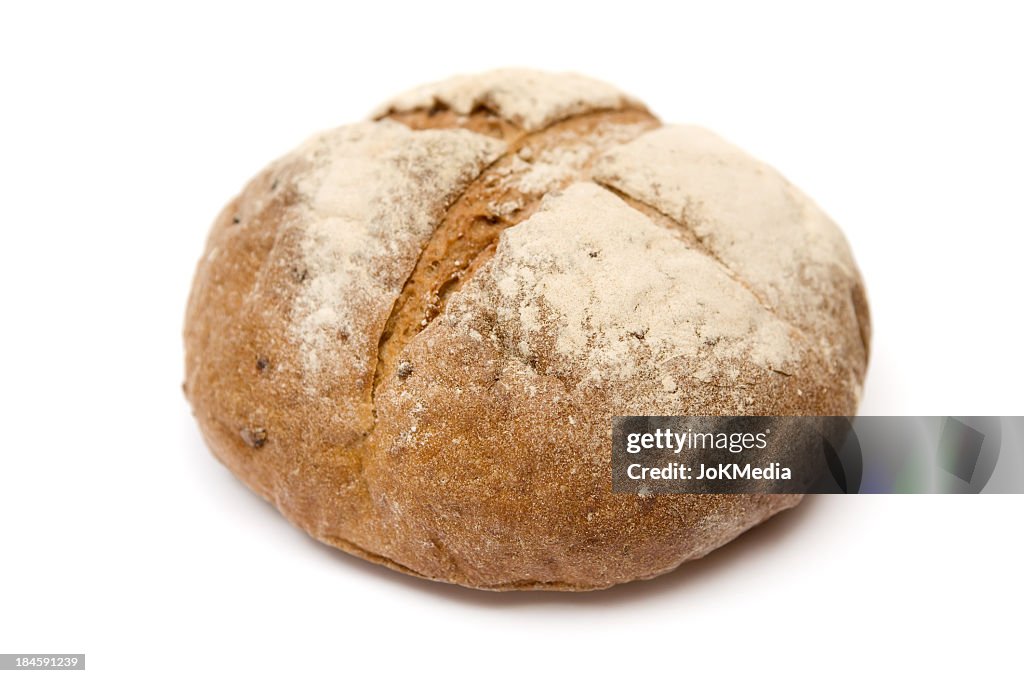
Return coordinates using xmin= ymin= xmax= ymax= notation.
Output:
xmin=369 ymin=108 xmax=659 ymax=413
xmin=593 ymin=180 xmax=785 ymax=323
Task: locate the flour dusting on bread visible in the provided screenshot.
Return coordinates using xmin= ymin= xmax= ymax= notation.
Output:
xmin=450 ymin=182 xmax=799 ymax=389
xmin=374 ymin=68 xmax=643 ymax=132
xmin=592 ymin=125 xmax=859 ymax=331
xmin=289 ymin=120 xmax=504 ymax=380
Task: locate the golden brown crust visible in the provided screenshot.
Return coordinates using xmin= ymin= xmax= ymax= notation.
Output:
xmin=384 ymin=108 xmax=522 ymax=142
xmin=184 ymin=71 xmax=869 ymax=591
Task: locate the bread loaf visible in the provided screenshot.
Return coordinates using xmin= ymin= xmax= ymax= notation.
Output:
xmin=183 ymin=69 xmax=870 ymax=591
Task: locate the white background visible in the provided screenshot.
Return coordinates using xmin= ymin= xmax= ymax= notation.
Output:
xmin=2 ymin=1 xmax=1022 ymax=680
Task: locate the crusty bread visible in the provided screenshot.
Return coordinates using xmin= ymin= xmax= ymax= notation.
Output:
xmin=184 ymin=69 xmax=870 ymax=591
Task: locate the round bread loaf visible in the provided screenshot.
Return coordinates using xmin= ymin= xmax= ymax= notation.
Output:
xmin=184 ymin=69 xmax=870 ymax=591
